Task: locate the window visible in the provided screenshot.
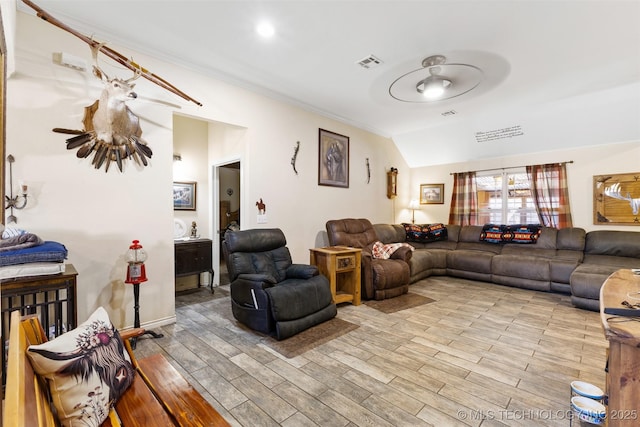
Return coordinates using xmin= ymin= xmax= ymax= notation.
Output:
xmin=476 ymin=170 xmax=539 ymax=225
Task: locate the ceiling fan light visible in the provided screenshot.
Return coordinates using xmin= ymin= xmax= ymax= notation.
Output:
xmin=417 ymin=76 xmax=452 ymax=99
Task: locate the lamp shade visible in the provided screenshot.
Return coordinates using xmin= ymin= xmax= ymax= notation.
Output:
xmin=409 ymin=199 xmax=420 ymax=209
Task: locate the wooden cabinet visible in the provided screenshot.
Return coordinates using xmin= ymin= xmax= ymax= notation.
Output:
xmin=174 ymin=239 xmax=214 ymax=292
xmin=310 ymin=246 xmax=361 ymax=306
xmin=1 ymin=264 xmax=78 ymax=386
xmin=600 ymin=269 xmax=640 ymax=426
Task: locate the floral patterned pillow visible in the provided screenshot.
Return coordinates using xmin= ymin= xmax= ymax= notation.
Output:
xmin=27 ymin=307 xmax=135 ymax=427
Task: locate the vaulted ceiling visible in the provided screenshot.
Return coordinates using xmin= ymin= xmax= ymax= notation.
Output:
xmin=16 ymin=1 xmax=640 ymax=167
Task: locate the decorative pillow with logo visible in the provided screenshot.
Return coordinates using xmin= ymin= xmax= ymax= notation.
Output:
xmin=402 ymin=223 xmax=448 ymax=243
xmin=480 ymin=224 xmax=542 ymax=244
xmin=372 ymin=241 xmax=415 ymax=259
xmin=506 ymin=224 xmax=542 ymax=244
xmin=27 ymin=307 xmax=135 ymax=427
xmin=479 ymin=224 xmax=510 ymax=243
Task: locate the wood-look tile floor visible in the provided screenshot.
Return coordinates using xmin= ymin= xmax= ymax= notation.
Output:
xmin=134 ymin=275 xmax=607 ymax=427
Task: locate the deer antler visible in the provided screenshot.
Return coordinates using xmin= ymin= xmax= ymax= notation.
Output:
xmin=604 ymin=183 xmax=640 ymax=215
xmin=604 ymin=183 xmax=631 ymax=202
xmin=125 ymin=60 xmax=143 ymax=84
xmin=22 ymin=0 xmax=202 ymax=106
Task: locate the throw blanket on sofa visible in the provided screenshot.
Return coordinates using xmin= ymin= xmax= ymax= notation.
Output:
xmin=372 ymin=241 xmax=414 ymax=259
xmin=0 ymin=233 xmax=43 ymax=252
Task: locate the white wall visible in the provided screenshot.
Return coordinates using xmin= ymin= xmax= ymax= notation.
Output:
xmin=173 ymin=114 xmax=209 ymax=239
xmin=5 ymin=12 xmax=408 ymax=326
xmin=409 ymin=141 xmax=640 ymax=231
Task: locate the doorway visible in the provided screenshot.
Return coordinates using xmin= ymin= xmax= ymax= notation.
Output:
xmin=215 ymin=160 xmax=240 ymax=286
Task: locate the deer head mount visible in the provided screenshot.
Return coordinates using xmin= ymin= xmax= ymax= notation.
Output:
xmin=54 ymin=47 xmax=152 ymax=172
xmin=23 ymin=0 xmax=201 ymax=173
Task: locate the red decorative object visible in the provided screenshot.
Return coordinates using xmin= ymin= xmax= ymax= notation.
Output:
xmin=123 ymin=239 xmax=162 ymax=348
xmin=125 ymin=240 xmax=148 ymax=284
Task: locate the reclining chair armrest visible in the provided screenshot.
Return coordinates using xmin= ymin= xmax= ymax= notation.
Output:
xmin=231 ymin=276 xmax=273 ymax=310
xmin=390 ymin=246 xmax=413 ymax=263
xmin=286 ymin=264 xmax=319 ymax=279
xmin=237 ymin=273 xmax=278 ymax=285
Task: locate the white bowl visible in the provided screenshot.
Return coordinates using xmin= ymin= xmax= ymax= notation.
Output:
xmin=571 ymin=381 xmax=605 ymax=400
xmin=571 ymin=396 xmax=606 ymax=424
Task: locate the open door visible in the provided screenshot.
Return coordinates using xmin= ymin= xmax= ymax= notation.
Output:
xmin=214 ymin=160 xmax=240 ymax=285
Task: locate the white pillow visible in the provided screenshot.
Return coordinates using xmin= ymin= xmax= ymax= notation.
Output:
xmin=27 ymin=307 xmax=135 ymax=427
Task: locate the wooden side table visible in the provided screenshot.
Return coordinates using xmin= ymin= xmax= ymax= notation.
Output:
xmin=310 ymin=246 xmax=361 ymax=306
xmin=600 ymin=269 xmax=640 ymax=426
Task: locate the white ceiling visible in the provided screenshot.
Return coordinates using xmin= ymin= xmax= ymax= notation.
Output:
xmin=16 ymin=0 xmax=640 ymax=166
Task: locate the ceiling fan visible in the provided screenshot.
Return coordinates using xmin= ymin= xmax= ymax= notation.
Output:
xmin=389 ymin=54 xmax=484 ymax=103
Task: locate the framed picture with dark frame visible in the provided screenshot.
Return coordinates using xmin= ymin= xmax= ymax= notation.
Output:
xmin=318 ymin=128 xmax=349 ymax=188
xmin=173 ymin=181 xmax=197 ymax=210
xmin=420 ymin=183 xmax=444 ymax=204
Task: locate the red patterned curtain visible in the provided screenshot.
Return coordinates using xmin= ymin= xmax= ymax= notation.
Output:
xmin=526 ymin=163 xmax=573 ymax=228
xmin=448 ymin=172 xmax=478 ymax=225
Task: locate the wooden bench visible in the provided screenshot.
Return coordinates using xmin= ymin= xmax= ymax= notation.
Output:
xmin=3 ymin=311 xmax=231 ymax=427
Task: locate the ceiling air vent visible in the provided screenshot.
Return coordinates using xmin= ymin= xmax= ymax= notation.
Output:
xmin=441 ymin=110 xmax=457 ymax=116
xmin=356 ymin=54 xmax=383 ymax=69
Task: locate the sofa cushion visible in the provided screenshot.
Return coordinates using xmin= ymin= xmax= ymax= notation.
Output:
xmin=447 ymin=250 xmax=494 ymax=274
xmin=373 ymin=224 xmax=406 ymax=244
xmin=326 ymin=218 xmax=378 ymax=248
xmin=582 ymin=254 xmax=639 ymax=269
xmin=585 ymin=231 xmax=640 ymax=258
xmin=402 ymin=223 xmax=448 ymax=243
xmin=492 ymin=255 xmax=550 ymax=281
xmin=266 ymin=277 xmax=333 ymax=322
xmin=557 ymin=228 xmax=586 ymax=251
xmin=570 ymin=264 xmax=618 ymax=300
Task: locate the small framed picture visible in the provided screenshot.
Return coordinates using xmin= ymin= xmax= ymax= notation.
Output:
xmin=420 ymin=183 xmax=444 ymax=204
xmin=318 ymin=128 xmax=349 ymax=188
xmin=173 ymin=181 xmax=197 ymax=210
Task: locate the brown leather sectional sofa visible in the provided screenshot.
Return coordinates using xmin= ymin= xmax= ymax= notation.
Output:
xmin=343 ymin=220 xmax=639 ymax=311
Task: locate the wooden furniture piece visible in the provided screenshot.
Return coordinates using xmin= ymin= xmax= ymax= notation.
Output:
xmin=599 ymin=269 xmax=640 ymax=426
xmin=1 ymin=264 xmax=77 ymax=387
xmin=310 ymin=246 xmax=362 ymax=306
xmin=174 ymin=238 xmax=214 ymax=292
xmin=3 ymin=310 xmax=231 ymax=427
xmin=386 ymin=167 xmax=398 ymax=199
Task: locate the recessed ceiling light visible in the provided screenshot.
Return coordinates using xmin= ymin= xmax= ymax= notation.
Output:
xmin=256 ymin=21 xmax=275 ymax=38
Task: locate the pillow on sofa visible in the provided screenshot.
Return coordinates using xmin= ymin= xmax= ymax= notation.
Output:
xmin=480 ymin=224 xmax=509 ymax=243
xmin=27 ymin=307 xmax=135 ymax=427
xmin=506 ymin=224 xmax=542 ymax=244
xmin=402 ymin=223 xmax=448 ymax=243
xmin=480 ymin=224 xmax=542 ymax=244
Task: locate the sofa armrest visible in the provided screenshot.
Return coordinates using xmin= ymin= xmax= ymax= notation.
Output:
xmin=390 ymin=246 xmax=413 ymax=262
xmin=360 ymin=252 xmax=375 ymax=299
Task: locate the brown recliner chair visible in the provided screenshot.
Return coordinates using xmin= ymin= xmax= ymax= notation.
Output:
xmin=325 ymin=218 xmax=411 ymax=300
